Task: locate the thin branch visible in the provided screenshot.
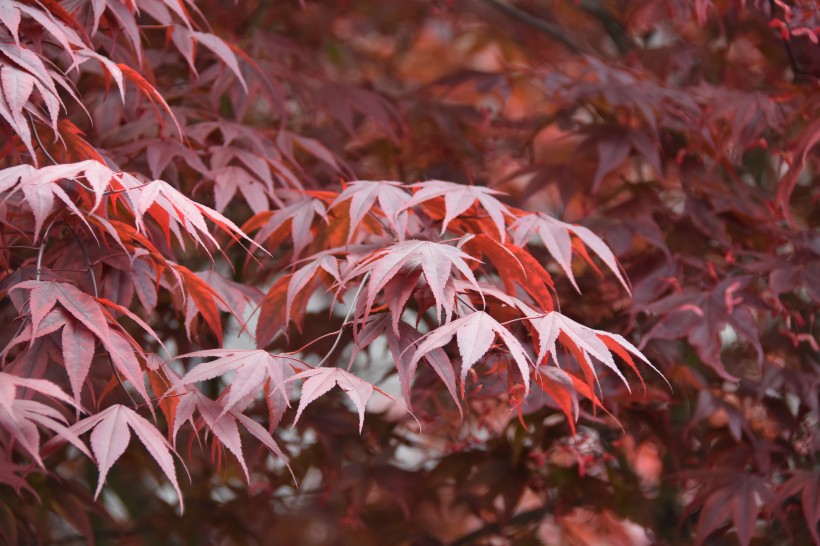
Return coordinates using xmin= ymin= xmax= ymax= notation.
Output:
xmin=449 ymin=506 xmax=551 ymax=546
xmin=476 ymin=0 xmax=582 ymax=53
xmin=578 ymin=0 xmax=631 ymax=55
xmin=66 ymin=224 xmax=99 ymax=297
xmin=318 ymin=271 xmax=369 ymax=369
xmin=35 ymin=219 xmax=58 ymax=281
xmin=66 ymin=224 xmax=138 ymax=408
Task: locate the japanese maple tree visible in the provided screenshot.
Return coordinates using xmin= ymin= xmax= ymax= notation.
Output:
xmin=0 ymin=1 xmax=818 ymax=545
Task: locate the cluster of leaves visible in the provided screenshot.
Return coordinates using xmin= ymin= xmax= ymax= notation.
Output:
xmin=0 ymin=0 xmax=818 ymax=545
xmin=0 ymin=0 xmax=663 ymax=543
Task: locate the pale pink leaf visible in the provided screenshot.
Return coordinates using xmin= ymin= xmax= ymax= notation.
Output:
xmin=192 ymin=31 xmax=247 ymax=91
xmin=330 ymin=180 xmax=412 ymax=241
xmin=406 ymin=180 xmax=511 ymax=241
xmin=123 ymin=409 xmax=183 ymax=510
xmin=0 ymin=3 xmax=21 ymax=44
xmin=195 ymin=393 xmax=248 ymax=480
xmin=411 ymin=311 xmax=531 ymax=396
xmin=290 ymin=368 xmax=339 ymax=427
xmin=0 ymin=64 xmax=34 ymax=120
xmin=101 ymin=331 xmax=153 ymax=409
xmin=61 ymin=319 xmax=94 ymax=409
xmin=456 ymin=312 xmax=495 ymax=376
xmin=53 ymin=282 xmax=110 ymax=344
xmin=88 ymin=406 xmax=131 ymax=498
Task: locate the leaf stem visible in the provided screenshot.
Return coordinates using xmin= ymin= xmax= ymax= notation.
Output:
xmin=317 ymin=271 xmax=369 ymax=368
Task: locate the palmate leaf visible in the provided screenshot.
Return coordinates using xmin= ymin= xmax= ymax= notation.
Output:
xmin=211 ymin=166 xmax=270 ymax=215
xmin=642 ymin=277 xmax=764 ymax=381
xmin=9 ymin=281 xmax=154 ymax=409
xmin=409 ymin=310 xmax=532 ymax=397
xmin=357 ymin=314 xmax=461 ymax=413
xmin=68 ymin=405 xmax=183 ymax=508
xmin=285 ymin=367 xmax=401 ymax=434
xmin=463 ymin=234 xmax=555 ymax=311
xmin=248 ymin=195 xmax=328 ymax=258
xmin=286 ymin=254 xmax=340 ymax=322
xmin=0 ymin=161 xmax=258 ymax=254
xmin=61 ymin=318 xmax=94 ymax=411
xmin=680 ymin=471 xmax=774 ymax=546
xmin=526 ymin=310 xmax=665 ymax=394
xmin=405 ymin=180 xmax=513 ymax=241
xmin=0 ymin=372 xmax=90 ymax=466
xmin=118 ymin=173 xmax=255 ymax=253
xmin=775 ymin=470 xmax=820 ymax=546
xmin=329 ymin=180 xmax=413 ymax=241
xmin=510 ymin=212 xmax=629 ymax=293
xmin=171 ymin=390 xmax=290 ymax=482
xmin=343 ymin=238 xmax=481 ymax=326
xmin=171 ymin=349 xmax=306 ymax=417
xmin=0 ymin=163 xmax=93 ymax=241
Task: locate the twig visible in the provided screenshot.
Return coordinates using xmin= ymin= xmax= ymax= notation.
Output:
xmin=578 ymin=0 xmax=630 ymax=54
xmin=477 ymin=0 xmax=582 ymax=53
xmin=449 ymin=506 xmax=551 ymax=546
xmin=66 ymin=223 xmax=138 ymax=408
xmin=317 ymin=271 xmax=369 ymax=368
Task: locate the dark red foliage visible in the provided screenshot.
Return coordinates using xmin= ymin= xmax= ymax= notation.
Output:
xmin=0 ymin=1 xmax=818 ymax=545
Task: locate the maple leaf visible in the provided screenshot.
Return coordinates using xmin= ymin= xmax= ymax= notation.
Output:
xmin=524 ymin=367 xmax=581 ymax=435
xmin=775 ymin=470 xmax=820 ymax=546
xmin=286 ymin=253 xmax=340 ymax=321
xmin=527 ymin=311 xmax=666 ymax=392
xmin=10 ymin=280 xmax=154 ymax=408
xmin=68 ymin=404 xmax=183 ymax=507
xmin=404 ymin=180 xmax=512 ymax=241
xmin=463 ymin=234 xmax=555 ymax=311
xmin=0 ymin=42 xmax=77 ymax=128
xmin=679 ymin=470 xmax=773 ymax=546
xmin=171 ymin=390 xmax=289 ymax=481
xmin=285 ymin=367 xmax=400 ymax=433
xmin=343 ymin=238 xmax=481 ymax=326
xmin=0 ymin=372 xmax=90 ymax=466
xmin=60 ymin=318 xmax=95 ymax=411
xmin=210 ymin=166 xmax=270 ymax=215
xmin=249 ymin=196 xmax=327 ymax=258
xmin=196 ymin=269 xmax=263 ymax=319
xmin=409 ymin=310 xmax=532 ymax=397
xmin=1 ymin=307 xmax=68 ymax=365
xmin=117 ymin=172 xmax=255 ymax=253
xmin=171 ymin=349 xmax=306 ymax=417
xmin=0 ymin=163 xmax=93 ymax=241
xmin=641 ymin=277 xmax=762 ymax=381
xmin=190 ymin=31 xmax=248 ymax=92
xmin=510 ymin=212 xmax=629 ymax=293
xmin=358 ymin=314 xmax=461 ymax=412
xmin=175 ymin=264 xmax=229 ymax=344
xmin=329 ymin=180 xmax=413 ymax=241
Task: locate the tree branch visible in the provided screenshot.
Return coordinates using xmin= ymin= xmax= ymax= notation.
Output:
xmin=449 ymin=506 xmax=551 ymax=546
xmin=578 ymin=0 xmax=631 ymax=55
xmin=476 ymin=0 xmax=582 ymax=53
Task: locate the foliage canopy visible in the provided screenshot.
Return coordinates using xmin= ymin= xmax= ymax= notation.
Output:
xmin=0 ymin=1 xmax=818 ymax=545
